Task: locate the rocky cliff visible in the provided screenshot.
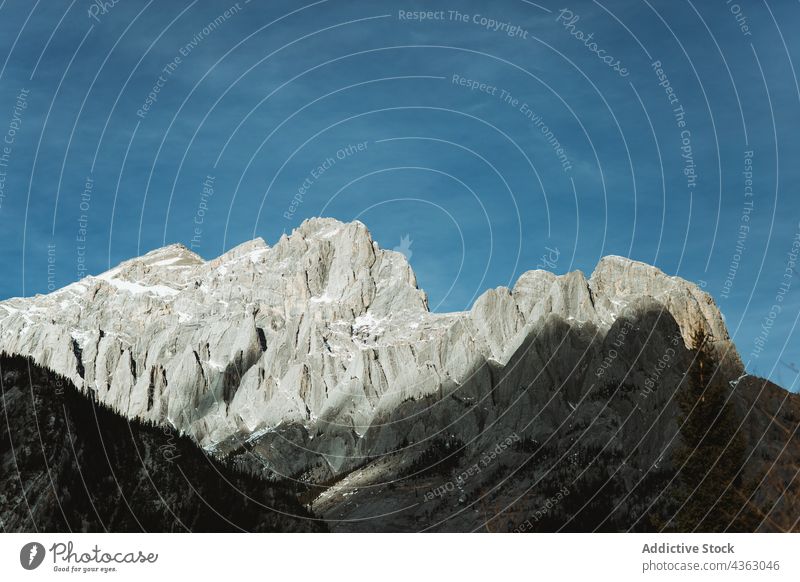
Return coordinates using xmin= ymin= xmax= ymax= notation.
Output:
xmin=1 ymin=217 xmax=797 ymax=532
xmin=0 ymin=219 xmax=736 ymax=462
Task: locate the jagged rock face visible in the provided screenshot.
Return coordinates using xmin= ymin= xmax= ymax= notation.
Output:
xmin=0 ymin=218 xmax=738 ymax=478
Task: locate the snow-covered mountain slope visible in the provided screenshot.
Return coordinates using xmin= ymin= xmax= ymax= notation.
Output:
xmin=0 ymin=218 xmax=739 ymax=473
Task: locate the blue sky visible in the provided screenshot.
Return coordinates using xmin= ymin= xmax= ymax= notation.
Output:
xmin=0 ymin=0 xmax=798 ymax=387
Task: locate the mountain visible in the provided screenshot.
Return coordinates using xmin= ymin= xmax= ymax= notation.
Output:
xmin=1 ymin=217 xmax=798 ymax=532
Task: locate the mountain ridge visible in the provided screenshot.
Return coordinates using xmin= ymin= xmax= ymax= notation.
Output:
xmin=0 ymin=217 xmax=742 ymax=469
xmin=1 ymin=217 xmax=798 ymax=532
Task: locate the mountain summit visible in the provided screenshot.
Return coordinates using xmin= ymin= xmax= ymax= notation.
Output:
xmin=0 ymin=218 xmax=734 ymax=451
xmin=1 ymin=217 xmax=797 ymax=532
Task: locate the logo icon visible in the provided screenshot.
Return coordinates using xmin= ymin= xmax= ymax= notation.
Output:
xmin=20 ymin=542 xmax=45 ymax=570
xmin=393 ymin=234 xmax=413 ymax=260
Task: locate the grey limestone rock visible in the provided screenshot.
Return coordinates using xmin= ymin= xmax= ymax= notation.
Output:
xmin=0 ymin=218 xmax=736 ymax=479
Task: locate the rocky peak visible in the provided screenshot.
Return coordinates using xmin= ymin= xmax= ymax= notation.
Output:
xmin=137 ymin=242 xmax=204 ymax=266
xmin=0 ymin=218 xmax=740 ymax=469
xmin=207 ymin=238 xmax=269 ymax=268
xmin=589 ymin=255 xmax=733 ymax=350
xmin=266 ymin=218 xmax=428 ymax=317
xmin=93 ymin=242 xmax=204 ymax=293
